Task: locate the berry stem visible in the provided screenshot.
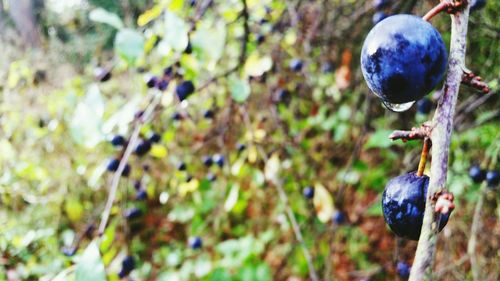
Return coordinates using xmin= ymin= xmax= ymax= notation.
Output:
xmin=417 ymin=138 xmax=431 ymax=177
xmin=422 ymin=0 xmax=465 ymax=22
xmin=410 ymin=2 xmax=471 ymax=280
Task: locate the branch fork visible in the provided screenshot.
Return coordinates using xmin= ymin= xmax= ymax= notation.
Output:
xmin=423 ymin=0 xmax=468 ymax=22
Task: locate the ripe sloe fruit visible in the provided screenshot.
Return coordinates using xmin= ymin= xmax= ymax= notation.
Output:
xmin=106 ymin=158 xmax=120 ymax=172
xmin=118 ymin=255 xmax=135 ymax=278
xmin=148 ymin=132 xmax=161 ymax=143
xmin=213 ymin=154 xmax=225 ymax=167
xmin=469 ymin=165 xmax=486 ymax=183
xmin=134 ymin=140 xmax=152 ymax=156
xmin=110 ymin=135 xmax=126 ymax=147
xmin=332 ymin=211 xmax=345 ymax=224
xmin=189 ymin=236 xmax=203 ymax=249
xmin=397 ymin=261 xmax=410 ymax=278
xmin=361 ymin=15 xmax=448 ymax=105
xmin=202 ymin=155 xmax=213 ymax=167
xmin=289 ymin=59 xmax=303 ymax=72
xmin=470 ymin=0 xmax=486 ymax=11
xmin=303 ymin=186 xmax=314 ymax=199
xmin=176 ymin=81 xmax=195 ymax=101
xmin=157 ymin=79 xmax=169 ymax=91
xmin=382 ymin=172 xmax=449 ymax=240
xmin=486 ymin=170 xmax=499 ymax=187
xmin=124 ymin=207 xmax=142 ymax=220
xmin=146 ymin=76 xmax=158 ymax=88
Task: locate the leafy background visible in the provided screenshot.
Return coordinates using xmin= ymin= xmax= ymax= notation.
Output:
xmin=0 ymin=0 xmax=499 ymax=280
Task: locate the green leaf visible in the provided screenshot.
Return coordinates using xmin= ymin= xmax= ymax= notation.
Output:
xmin=364 ymin=130 xmax=397 ymax=149
xmin=75 ymin=241 xmax=107 ymax=281
xmin=244 ymin=53 xmax=273 ymax=77
xmin=191 ymin=21 xmax=227 ymax=62
xmin=69 ymin=84 xmax=104 ymax=148
xmin=89 ymin=8 xmax=124 ymax=29
xmin=114 ymin=29 xmax=145 ymax=65
xmin=229 ymin=77 xmax=251 ymax=103
xmin=163 ymin=12 xmax=189 ymax=52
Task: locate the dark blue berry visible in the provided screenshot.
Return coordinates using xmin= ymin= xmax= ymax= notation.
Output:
xmin=189 ymin=236 xmax=203 ymax=249
xmin=202 ymin=155 xmax=213 ymax=167
xmin=134 ymin=140 xmax=152 ymax=156
xmin=470 ymin=0 xmax=486 ymax=11
xmin=106 ymin=158 xmax=120 ymax=172
xmin=148 ymin=132 xmax=161 ymax=143
xmin=157 ymin=79 xmax=169 ymax=91
xmin=213 ymin=154 xmax=225 ymax=167
xmin=416 ymin=98 xmax=433 ymax=114
xmin=110 ymin=135 xmax=126 ymax=147
xmin=133 ymin=180 xmax=142 ymax=190
xmin=203 ymin=110 xmax=214 ymax=119
xmin=172 ymin=112 xmax=183 ymax=121
xmin=206 ymin=173 xmax=217 ymax=182
xmin=469 ymin=165 xmax=486 ymax=183
xmin=373 ymin=0 xmax=390 ymax=10
xmin=186 ymin=175 xmax=193 ymax=182
xmin=303 ymin=186 xmax=314 ymax=199
xmin=236 ymin=143 xmax=246 ymax=152
xmin=372 ymin=11 xmax=388 ymax=25
xmin=146 ymin=76 xmax=158 ymax=88
xmin=332 ymin=211 xmax=345 ymax=224
xmin=189 ymin=0 xmax=196 ymax=7
xmin=486 ymin=170 xmax=499 ymax=187
xmin=122 ymin=163 xmax=131 ymax=177
xmin=289 ymin=59 xmax=303 ymax=72
xmin=176 ymin=81 xmax=195 ymax=101
xmin=256 ymin=34 xmax=265 ymax=44
xmin=62 ymin=246 xmax=77 ymax=257
xmin=177 ymin=162 xmax=187 ymax=171
xmin=276 ymin=88 xmax=291 ymax=104
xmin=164 ymin=66 xmax=173 ymax=77
xmin=136 ymin=189 xmax=148 ymax=200
xmin=94 ymin=67 xmax=111 ymax=82
xmin=118 ymin=255 xmax=135 ymax=278
xmin=185 ymin=42 xmax=193 ymax=54
xmin=361 ymin=15 xmax=448 ymax=105
xmin=124 ymin=208 xmax=142 ymax=220
xmin=321 ymin=62 xmax=334 ymax=73
xmin=382 ymin=172 xmax=449 ymax=240
xmin=397 ymin=261 xmax=410 ymax=278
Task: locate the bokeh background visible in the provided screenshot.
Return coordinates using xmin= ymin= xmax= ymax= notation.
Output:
xmin=0 ymin=0 xmax=499 ymax=280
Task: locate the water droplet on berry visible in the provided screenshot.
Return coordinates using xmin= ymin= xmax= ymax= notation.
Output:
xmin=382 ymin=100 xmax=415 ymax=112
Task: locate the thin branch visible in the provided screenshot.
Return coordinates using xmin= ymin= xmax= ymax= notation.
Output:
xmin=242 ymin=109 xmax=319 ymax=281
xmin=461 ymin=69 xmax=491 ymax=93
xmin=98 ymin=92 xmax=162 ymax=236
xmin=467 ymin=184 xmax=486 ymax=281
xmin=389 ymin=123 xmax=432 ymax=142
xmin=409 ymin=3 xmax=471 ymax=280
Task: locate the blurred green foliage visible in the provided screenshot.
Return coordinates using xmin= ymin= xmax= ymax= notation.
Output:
xmin=0 ymin=0 xmax=499 ymax=280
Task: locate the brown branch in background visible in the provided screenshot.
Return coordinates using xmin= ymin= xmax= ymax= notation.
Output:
xmin=409 ymin=2 xmax=471 ymax=280
xmin=389 ymin=122 xmax=432 ymax=142
xmin=461 ymin=69 xmax=491 ymax=93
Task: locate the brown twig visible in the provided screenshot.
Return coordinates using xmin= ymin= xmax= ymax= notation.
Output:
xmin=417 ymin=138 xmax=432 ymax=177
xmin=409 ymin=2 xmax=471 ymax=280
xmin=461 ymin=69 xmax=491 ymax=93
xmin=389 ymin=123 xmax=432 ymax=142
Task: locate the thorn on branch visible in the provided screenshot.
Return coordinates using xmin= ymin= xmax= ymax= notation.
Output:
xmin=389 ymin=122 xmax=432 ymax=142
xmin=461 ymin=69 xmax=490 ymax=94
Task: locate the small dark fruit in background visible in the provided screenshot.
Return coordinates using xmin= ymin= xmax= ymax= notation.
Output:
xmin=396 ymin=261 xmax=411 ymax=278
xmin=372 ymin=12 xmax=388 ymax=25
xmin=148 ymin=132 xmax=161 ymax=143
xmin=172 ymin=112 xmax=183 ymax=121
xmin=134 ymin=139 xmax=152 ymax=156
xmin=289 ymin=58 xmax=303 ymax=72
xmin=382 ymin=172 xmax=450 ymax=240
xmin=236 ymin=143 xmax=246 ymax=152
xmin=146 ymin=76 xmax=158 ymax=88
xmin=157 ymin=79 xmax=169 ymax=91
xmin=469 ymin=165 xmax=486 ymax=183
xmin=202 ymin=155 xmax=213 ymax=167
xmin=416 ymin=98 xmax=433 ymax=114
xmin=176 ymin=81 xmax=195 ymax=101
xmin=124 ymin=207 xmax=142 ymax=220
xmin=486 ymin=170 xmax=499 ymax=187
xmin=373 ymin=0 xmax=390 ymax=10
xmin=106 ymin=158 xmax=120 ymax=172
xmin=118 ymin=255 xmax=135 ymax=278
xmin=94 ymin=67 xmax=112 ymax=82
xmin=110 ymin=135 xmax=126 ymax=147
xmin=136 ymin=189 xmax=148 ymax=201
xmin=212 ymin=154 xmax=225 ymax=167
xmin=321 ymin=62 xmax=334 ymax=73
xmin=332 ymin=211 xmax=345 ymax=224
xmin=203 ymin=109 xmax=214 ymax=119
xmin=361 ymin=15 xmax=447 ymax=107
xmin=189 ymin=236 xmax=203 ymax=249
xmin=303 ymin=186 xmax=314 ymax=199
xmin=177 ymin=162 xmax=187 ymax=171
xmin=470 ymin=0 xmax=487 ymax=11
